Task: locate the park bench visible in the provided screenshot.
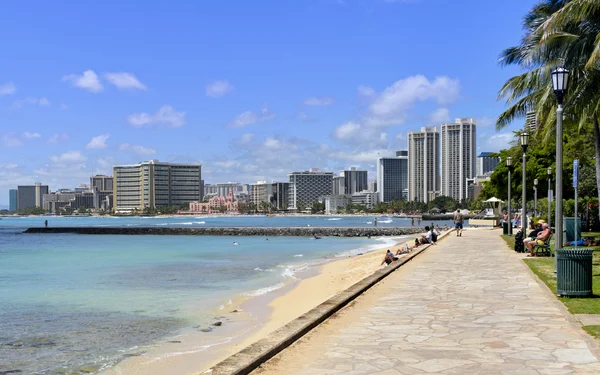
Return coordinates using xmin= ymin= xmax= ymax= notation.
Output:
xmin=533 ymin=234 xmax=553 ymax=257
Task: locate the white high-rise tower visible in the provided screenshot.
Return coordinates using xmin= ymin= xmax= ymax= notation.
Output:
xmin=441 ymin=118 xmax=477 ymax=201
xmin=408 ymin=127 xmax=440 ymax=203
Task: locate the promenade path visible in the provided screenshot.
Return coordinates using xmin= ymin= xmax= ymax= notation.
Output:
xmin=252 ymin=229 xmax=600 ymax=375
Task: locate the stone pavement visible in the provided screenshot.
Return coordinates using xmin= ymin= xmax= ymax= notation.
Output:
xmin=252 ymin=229 xmax=600 ymax=375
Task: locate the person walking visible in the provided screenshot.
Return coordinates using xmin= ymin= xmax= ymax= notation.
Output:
xmin=453 ymin=209 xmax=464 ymax=237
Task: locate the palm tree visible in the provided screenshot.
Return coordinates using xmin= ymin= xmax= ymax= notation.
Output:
xmin=497 ymin=0 xmax=600 ymax=219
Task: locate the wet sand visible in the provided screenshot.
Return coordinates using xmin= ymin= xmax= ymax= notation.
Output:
xmin=99 ymin=233 xmax=429 ymax=375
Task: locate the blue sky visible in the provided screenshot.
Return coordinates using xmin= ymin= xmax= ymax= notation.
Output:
xmin=0 ymin=0 xmax=537 ymax=207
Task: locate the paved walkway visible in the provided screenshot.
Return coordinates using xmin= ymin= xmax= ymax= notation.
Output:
xmin=252 ymin=229 xmax=600 ymax=375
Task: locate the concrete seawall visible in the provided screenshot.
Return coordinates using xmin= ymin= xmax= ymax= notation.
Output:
xmin=23 ymin=227 xmax=424 ymax=237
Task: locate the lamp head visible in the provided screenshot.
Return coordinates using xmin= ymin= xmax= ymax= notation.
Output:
xmin=534 ymin=178 xmax=538 ymax=186
xmin=547 ymin=167 xmax=552 ymax=176
xmin=520 ymin=132 xmax=530 ymax=153
xmin=551 ymin=67 xmax=570 ymax=105
xmin=506 ymin=157 xmax=512 ymax=167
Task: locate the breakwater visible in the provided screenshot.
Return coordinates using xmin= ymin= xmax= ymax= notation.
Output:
xmin=24 ymin=227 xmax=424 ymax=237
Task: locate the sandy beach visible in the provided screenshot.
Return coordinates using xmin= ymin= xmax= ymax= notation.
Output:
xmin=99 ymin=233 xmax=430 ymax=375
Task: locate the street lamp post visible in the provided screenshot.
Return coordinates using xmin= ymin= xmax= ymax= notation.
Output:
xmin=521 ymin=133 xmax=530 ymax=233
xmin=534 ymin=178 xmax=538 ymax=216
xmin=547 ymin=167 xmax=552 ymax=228
xmin=507 ymin=157 xmax=513 ymax=236
xmin=552 ymin=67 xmax=570 ymax=274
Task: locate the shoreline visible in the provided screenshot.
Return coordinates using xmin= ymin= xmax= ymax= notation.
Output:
xmin=100 ymin=234 xmax=425 ymax=375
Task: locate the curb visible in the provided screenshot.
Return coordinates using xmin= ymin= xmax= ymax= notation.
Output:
xmin=206 ymin=229 xmax=453 ymax=375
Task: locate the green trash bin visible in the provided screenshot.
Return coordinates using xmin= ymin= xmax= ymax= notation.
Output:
xmin=502 ymin=222 xmax=509 ymax=235
xmin=564 ymin=217 xmax=581 ymax=243
xmin=556 ymin=248 xmax=594 ymax=297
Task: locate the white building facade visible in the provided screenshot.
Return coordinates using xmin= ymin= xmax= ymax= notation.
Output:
xmin=441 ymin=118 xmax=477 ymax=201
xmin=288 ymin=169 xmax=334 ymax=210
xmin=408 ymin=127 xmax=440 ymax=203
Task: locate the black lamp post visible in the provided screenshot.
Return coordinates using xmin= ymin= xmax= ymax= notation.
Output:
xmin=534 ymin=178 xmax=538 ymax=216
xmin=520 ymin=132 xmax=530 ymax=231
xmin=507 ymin=157 xmax=513 ymax=235
xmin=551 ymin=67 xmax=570 ymax=274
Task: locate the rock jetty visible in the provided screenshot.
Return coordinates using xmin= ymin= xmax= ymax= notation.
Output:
xmin=24 ymin=227 xmax=424 ymax=237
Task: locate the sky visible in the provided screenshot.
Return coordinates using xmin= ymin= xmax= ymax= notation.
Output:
xmin=0 ymin=0 xmax=538 ymax=207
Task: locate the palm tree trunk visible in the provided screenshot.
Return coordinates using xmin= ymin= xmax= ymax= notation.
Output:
xmin=594 ymin=118 xmax=600 ymax=226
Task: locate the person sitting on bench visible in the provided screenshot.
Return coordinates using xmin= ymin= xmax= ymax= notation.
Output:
xmin=525 ymin=223 xmax=551 ymax=256
xmin=523 ymin=220 xmax=544 ymax=248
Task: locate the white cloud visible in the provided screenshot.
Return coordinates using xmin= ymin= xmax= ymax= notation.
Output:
xmin=304 ymin=97 xmax=335 ymax=106
xmin=2 ymin=135 xmax=23 ymax=148
xmin=62 ymin=70 xmax=103 ymax=93
xmin=231 ymin=111 xmax=257 ymax=128
xmin=481 ymin=132 xmax=514 ymax=152
xmin=333 ymin=122 xmax=361 ymax=140
xmin=330 ymin=150 xmax=392 ymax=163
xmin=50 ymin=151 xmax=87 ymax=163
xmin=229 ymin=106 xmax=275 ymax=128
xmin=428 ymin=107 xmax=450 ymax=126
xmin=23 ymin=132 xmax=41 ymax=139
xmin=0 ymin=82 xmax=16 ymax=95
xmin=206 ymin=80 xmax=234 ymax=98
xmin=0 ymin=163 xmax=18 ymax=170
xmin=86 ymin=134 xmax=110 ymax=149
xmin=119 ymin=143 xmax=156 ymax=155
xmin=357 ymin=85 xmax=376 ymax=97
xmin=97 ymin=157 xmax=114 ymax=169
xmin=104 ymin=72 xmax=147 ymax=90
xmin=214 ymin=160 xmax=240 ymax=168
xmin=239 ymin=133 xmax=255 ymax=144
xmin=367 ymin=75 xmax=460 ymax=126
xmin=11 ymin=97 xmax=50 ymax=109
xmin=478 ymin=116 xmax=495 ymax=127
xmin=47 ymin=133 xmax=69 ymax=144
xmin=127 ymin=105 xmax=185 ymax=128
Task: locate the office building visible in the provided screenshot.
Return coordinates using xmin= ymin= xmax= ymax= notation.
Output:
xmin=113 ymin=160 xmax=201 ymax=212
xmin=526 ymin=111 xmax=538 ymax=133
xmin=369 ymin=181 xmax=377 ymax=193
xmin=9 ymin=189 xmax=17 ymax=211
xmin=204 ymin=184 xmax=218 ymax=196
xmin=476 ymin=152 xmax=500 ymax=177
xmin=17 ymin=183 xmax=49 ymax=210
xmin=323 ymin=195 xmax=351 ymax=215
xmin=250 ymin=181 xmax=273 ymax=207
xmin=43 ymin=191 xmax=77 ymax=213
xmin=376 ymin=152 xmax=408 ymax=203
xmin=333 ymin=176 xmax=345 ymax=195
xmin=216 ymin=182 xmax=244 ymax=197
xmin=408 ymin=127 xmax=440 ymax=203
xmin=441 ymin=118 xmax=477 ymax=201
xmin=343 ymin=168 xmax=368 ymax=195
xmin=90 ymin=175 xmax=114 ymax=192
xmin=351 ymin=190 xmax=379 ymax=209
xmin=288 ymin=169 xmax=334 ymax=210
xmin=271 ymin=182 xmax=290 ymax=210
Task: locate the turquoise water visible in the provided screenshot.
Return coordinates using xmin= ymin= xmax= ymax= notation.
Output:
xmin=1 ymin=216 xmax=435 ymax=375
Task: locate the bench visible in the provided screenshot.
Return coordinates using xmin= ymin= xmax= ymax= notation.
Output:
xmin=533 ymin=234 xmax=553 ymax=257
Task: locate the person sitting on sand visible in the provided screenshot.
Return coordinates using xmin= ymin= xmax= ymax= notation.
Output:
xmin=381 ymin=249 xmax=398 ymax=266
xmin=396 ymin=243 xmax=412 ymax=255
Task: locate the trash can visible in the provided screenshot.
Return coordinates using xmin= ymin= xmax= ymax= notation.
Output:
xmin=564 ymin=217 xmax=582 ymax=243
xmin=556 ymin=248 xmax=594 ymax=297
xmin=502 ymin=221 xmax=509 ymax=235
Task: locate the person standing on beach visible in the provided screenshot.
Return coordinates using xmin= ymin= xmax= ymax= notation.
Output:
xmin=44 ymin=220 xmax=48 ymax=228
xmin=417 ymin=217 xmax=421 ymax=225
xmin=374 ymin=217 xmax=377 ymax=227
xmin=453 ymin=209 xmax=464 ymax=237
xmin=411 ymin=217 xmax=414 ymax=226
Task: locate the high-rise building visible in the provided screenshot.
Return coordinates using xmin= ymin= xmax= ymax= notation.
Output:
xmin=476 ymin=152 xmax=500 ymax=177
xmin=90 ymin=175 xmax=114 ymax=192
xmin=526 ymin=111 xmax=538 ymax=133
xmin=333 ymin=176 xmax=345 ymax=195
xmin=288 ymin=169 xmax=334 ymax=210
xmin=408 ymin=127 xmax=440 ymax=203
xmin=369 ymin=180 xmax=377 ymax=193
xmin=376 ymin=152 xmax=408 ymax=203
xmin=343 ymin=167 xmax=368 ymax=195
xmin=216 ymin=182 xmax=244 ymax=197
xmin=9 ymin=189 xmax=17 ymax=211
xmin=17 ymin=183 xmax=49 ymax=210
xmin=441 ymin=118 xmax=477 ymax=201
xmin=113 ymin=160 xmax=201 ymax=212
xmin=250 ymin=181 xmax=273 ymax=206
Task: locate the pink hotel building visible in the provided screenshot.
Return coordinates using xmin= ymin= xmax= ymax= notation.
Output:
xmin=189 ymin=190 xmax=239 ymax=214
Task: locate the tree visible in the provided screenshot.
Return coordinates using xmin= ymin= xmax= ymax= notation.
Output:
xmin=310 ymin=202 xmax=325 ymax=214
xmin=77 ymin=206 xmax=88 ymax=214
xmin=497 ymin=0 xmax=600 ymax=223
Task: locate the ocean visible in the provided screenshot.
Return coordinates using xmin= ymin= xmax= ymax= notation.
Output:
xmin=0 ymin=215 xmax=462 ymax=374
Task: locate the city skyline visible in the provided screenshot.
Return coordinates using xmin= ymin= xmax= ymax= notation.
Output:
xmin=0 ymin=0 xmax=537 ymax=207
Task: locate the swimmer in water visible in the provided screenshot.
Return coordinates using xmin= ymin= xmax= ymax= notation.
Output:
xmin=233 ymin=242 xmax=239 ymax=246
